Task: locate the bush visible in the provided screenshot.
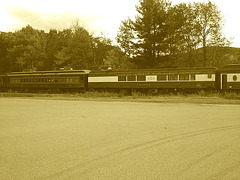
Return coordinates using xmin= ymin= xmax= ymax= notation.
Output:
xmin=223 ymin=92 xmax=240 ymax=100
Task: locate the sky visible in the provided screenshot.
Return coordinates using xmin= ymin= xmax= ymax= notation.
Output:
xmin=0 ymin=0 xmax=240 ymax=47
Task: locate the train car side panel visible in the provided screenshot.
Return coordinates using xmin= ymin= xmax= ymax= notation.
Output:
xmin=88 ymin=68 xmax=217 ymax=90
xmin=7 ymin=70 xmax=89 ymax=92
xmin=221 ymin=65 xmax=240 ymax=90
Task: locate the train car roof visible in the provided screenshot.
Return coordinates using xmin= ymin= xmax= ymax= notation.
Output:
xmin=9 ymin=70 xmax=91 ymax=76
xmin=90 ymin=67 xmax=217 ymax=75
xmin=221 ymin=64 xmax=240 ymax=70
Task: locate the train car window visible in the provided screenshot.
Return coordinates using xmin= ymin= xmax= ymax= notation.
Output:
xmin=127 ymin=75 xmax=136 ymax=81
xmin=168 ymin=75 xmax=178 ymax=81
xmin=208 ymin=74 xmax=212 ymax=78
xmin=233 ymin=75 xmax=237 ymax=81
xmin=26 ymin=79 xmax=28 ymax=83
xmin=118 ymin=76 xmax=127 ymax=81
xmin=67 ymin=78 xmax=72 ymax=83
xmin=190 ymin=74 xmax=195 ymax=80
xmin=157 ymin=75 xmax=167 ymax=81
xmin=179 ymin=74 xmax=189 ymax=81
xmin=137 ymin=75 xmax=146 ymax=81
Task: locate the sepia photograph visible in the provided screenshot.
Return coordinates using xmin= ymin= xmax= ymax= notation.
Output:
xmin=1 ymin=0 xmax=240 ymax=179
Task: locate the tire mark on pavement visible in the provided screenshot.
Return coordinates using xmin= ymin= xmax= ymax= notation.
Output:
xmin=40 ymin=125 xmax=240 ymax=180
xmin=206 ymin=162 xmax=240 ymax=180
xmin=176 ymin=146 xmax=230 ymax=178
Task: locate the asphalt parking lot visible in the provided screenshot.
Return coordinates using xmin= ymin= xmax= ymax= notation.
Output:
xmin=1 ymin=98 xmax=240 ymax=179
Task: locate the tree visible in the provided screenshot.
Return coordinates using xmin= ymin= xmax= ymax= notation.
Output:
xmin=45 ymin=29 xmax=59 ymax=70
xmin=55 ymin=26 xmax=94 ymax=69
xmin=7 ymin=25 xmax=46 ymax=71
xmin=92 ymin=34 xmax=113 ymax=69
xmin=0 ymin=32 xmax=15 ymax=73
xmin=166 ymin=3 xmax=201 ymax=67
xmin=117 ymin=0 xmax=172 ymax=68
xmin=117 ymin=0 xmax=230 ymax=68
xmin=194 ymin=1 xmax=230 ymax=66
xmin=134 ymin=0 xmax=171 ymax=68
xmin=103 ymin=47 xmax=134 ymax=69
xmin=117 ymin=18 xmax=136 ymax=58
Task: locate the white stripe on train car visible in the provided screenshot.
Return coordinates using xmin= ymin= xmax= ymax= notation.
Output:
xmin=227 ymin=73 xmax=240 ymax=82
xmin=146 ymin=75 xmax=157 ymax=82
xmin=88 ymin=76 xmax=118 ymax=82
xmin=195 ymin=74 xmax=215 ymax=81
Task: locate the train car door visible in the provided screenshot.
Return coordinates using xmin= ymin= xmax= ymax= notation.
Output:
xmin=222 ymin=74 xmax=227 ymax=89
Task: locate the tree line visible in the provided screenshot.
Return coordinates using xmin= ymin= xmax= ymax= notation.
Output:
xmin=0 ymin=24 xmax=130 ymax=73
xmin=0 ymin=0 xmax=238 ymax=74
xmin=117 ymin=0 xmax=232 ymax=68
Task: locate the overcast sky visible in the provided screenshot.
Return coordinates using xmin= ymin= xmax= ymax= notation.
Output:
xmin=1 ymin=0 xmax=240 ymax=47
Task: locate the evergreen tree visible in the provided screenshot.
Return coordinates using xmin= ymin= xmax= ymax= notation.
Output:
xmin=134 ymin=0 xmax=171 ymax=68
xmin=117 ymin=18 xmax=135 ymax=58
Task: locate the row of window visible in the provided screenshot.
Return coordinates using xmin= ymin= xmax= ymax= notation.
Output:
xmin=118 ymin=74 xmax=197 ymax=82
xmin=10 ymin=77 xmax=80 ymax=84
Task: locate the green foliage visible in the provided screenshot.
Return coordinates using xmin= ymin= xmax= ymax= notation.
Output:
xmin=135 ymin=0 xmax=171 ymax=68
xmin=55 ymin=26 xmax=94 ymax=69
xmin=4 ymin=25 xmax=46 ymax=72
xmin=117 ymin=18 xmax=135 ymax=58
xmin=180 ymin=47 xmax=240 ymax=68
xmin=103 ymin=47 xmax=134 ymax=69
xmin=0 ymin=24 xmax=128 ymax=73
xmin=92 ymin=34 xmax=114 ymax=70
xmin=117 ymin=0 xmax=231 ymax=68
xmin=0 ymin=0 xmax=234 ymax=73
xmin=44 ymin=29 xmax=59 ymax=70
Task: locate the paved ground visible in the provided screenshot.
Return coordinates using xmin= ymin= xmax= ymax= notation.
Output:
xmin=0 ymin=98 xmax=240 ymax=180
